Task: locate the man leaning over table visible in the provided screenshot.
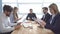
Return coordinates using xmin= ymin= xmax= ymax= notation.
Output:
xmin=0 ymin=5 xmax=21 ymax=34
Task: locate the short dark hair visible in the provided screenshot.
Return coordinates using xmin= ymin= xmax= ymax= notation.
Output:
xmin=42 ymin=7 xmax=48 ymax=10
xmin=30 ymin=9 xmax=33 ymax=10
xmin=3 ymin=5 xmax=13 ymax=12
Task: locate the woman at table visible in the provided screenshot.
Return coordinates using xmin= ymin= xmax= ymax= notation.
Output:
xmin=39 ymin=3 xmax=60 ymax=34
xmin=10 ymin=7 xmax=21 ymax=23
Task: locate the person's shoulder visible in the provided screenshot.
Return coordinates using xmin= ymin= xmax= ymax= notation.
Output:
xmin=46 ymin=13 xmax=51 ymax=17
xmin=58 ymin=13 xmax=60 ymax=17
xmin=57 ymin=13 xmax=60 ymax=16
xmin=33 ymin=13 xmax=35 ymax=14
xmin=47 ymin=13 xmax=50 ymax=15
xmin=55 ymin=13 xmax=60 ymax=18
xmin=28 ymin=13 xmax=30 ymax=15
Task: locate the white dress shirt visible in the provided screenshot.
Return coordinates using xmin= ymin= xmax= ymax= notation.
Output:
xmin=50 ymin=15 xmax=55 ymax=24
xmin=0 ymin=13 xmax=17 ymax=33
xmin=10 ymin=12 xmax=15 ymax=23
xmin=43 ymin=15 xmax=45 ymax=20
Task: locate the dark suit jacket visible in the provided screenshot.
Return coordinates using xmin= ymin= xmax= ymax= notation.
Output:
xmin=45 ymin=13 xmax=60 ymax=34
xmin=41 ymin=13 xmax=51 ymax=23
xmin=26 ymin=13 xmax=37 ymax=21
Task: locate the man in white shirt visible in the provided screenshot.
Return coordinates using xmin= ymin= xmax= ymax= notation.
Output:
xmin=0 ymin=5 xmax=21 ymax=34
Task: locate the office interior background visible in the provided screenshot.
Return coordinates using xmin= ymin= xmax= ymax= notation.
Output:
xmin=0 ymin=0 xmax=60 ymax=22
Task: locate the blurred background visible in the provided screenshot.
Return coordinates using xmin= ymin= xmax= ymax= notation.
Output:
xmin=0 ymin=0 xmax=60 ymax=22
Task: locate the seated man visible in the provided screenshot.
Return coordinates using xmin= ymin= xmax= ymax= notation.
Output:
xmin=0 ymin=5 xmax=21 ymax=34
xmin=26 ymin=9 xmax=37 ymax=21
xmin=41 ymin=7 xmax=51 ymax=23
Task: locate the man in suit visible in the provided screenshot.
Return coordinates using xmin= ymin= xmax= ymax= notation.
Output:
xmin=26 ymin=9 xmax=37 ymax=21
xmin=41 ymin=7 xmax=51 ymax=23
xmin=39 ymin=3 xmax=60 ymax=34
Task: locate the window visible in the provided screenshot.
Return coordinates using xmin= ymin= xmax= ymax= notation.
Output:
xmin=43 ymin=0 xmax=60 ymax=3
xmin=2 ymin=4 xmax=17 ymax=8
xmin=18 ymin=4 xmax=42 ymax=14
xmin=2 ymin=0 xmax=60 ymax=19
xmin=2 ymin=0 xmax=17 ymax=3
xmin=18 ymin=0 xmax=43 ymax=3
xmin=3 ymin=0 xmax=60 ymax=14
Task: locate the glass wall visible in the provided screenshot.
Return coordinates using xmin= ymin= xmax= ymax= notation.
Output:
xmin=2 ymin=0 xmax=60 ymax=19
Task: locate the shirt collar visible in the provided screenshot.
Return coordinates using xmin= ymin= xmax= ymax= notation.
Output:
xmin=3 ymin=13 xmax=8 ymax=18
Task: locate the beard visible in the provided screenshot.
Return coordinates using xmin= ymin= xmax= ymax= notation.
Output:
xmin=6 ymin=14 xmax=10 ymax=17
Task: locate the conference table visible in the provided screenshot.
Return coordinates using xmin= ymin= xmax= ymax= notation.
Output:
xmin=11 ymin=20 xmax=54 ymax=34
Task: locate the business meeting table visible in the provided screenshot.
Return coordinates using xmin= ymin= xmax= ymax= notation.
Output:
xmin=11 ymin=20 xmax=54 ymax=34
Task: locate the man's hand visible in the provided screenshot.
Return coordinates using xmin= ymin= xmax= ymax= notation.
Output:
xmin=14 ymin=18 xmax=22 ymax=23
xmin=15 ymin=25 xmax=21 ymax=30
xmin=17 ymin=22 xmax=22 ymax=25
xmin=39 ymin=20 xmax=46 ymax=28
xmin=17 ymin=18 xmax=22 ymax=21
